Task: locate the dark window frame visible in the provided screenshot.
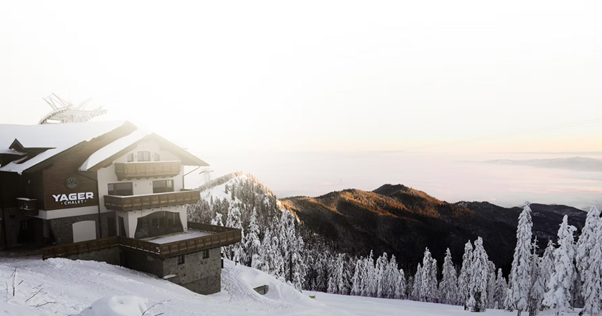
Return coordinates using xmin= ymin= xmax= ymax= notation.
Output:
xmin=153 ymin=179 xmax=174 ymax=193
xmin=177 ymin=255 xmax=185 ymax=265
xmin=202 ymin=249 xmax=209 ymax=259
xmin=107 ymin=182 xmax=133 ymax=196
xmin=137 ymin=151 xmax=151 ymax=162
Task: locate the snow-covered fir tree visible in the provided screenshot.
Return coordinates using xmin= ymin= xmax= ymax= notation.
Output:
xmin=543 ymin=215 xmax=577 ymax=315
xmin=395 ymin=268 xmax=407 ymax=299
xmin=376 ymin=253 xmax=389 ymax=298
xmin=420 ymin=248 xmax=438 ymax=302
xmin=244 ymin=208 xmax=261 ymax=267
xmin=412 ymin=263 xmax=423 ymax=299
xmin=508 ymin=203 xmax=533 ymax=316
xmin=486 ymin=261 xmax=496 ymax=309
xmin=350 ymin=258 xmax=363 ymax=296
xmin=493 ymin=268 xmax=508 ymax=310
xmin=528 ymin=238 xmax=545 ymax=316
xmin=578 ymin=206 xmax=602 ymax=316
xmin=439 ymin=248 xmax=459 ymax=304
xmin=459 ymin=240 xmax=474 ymax=309
xmin=469 ymin=237 xmax=490 ymax=312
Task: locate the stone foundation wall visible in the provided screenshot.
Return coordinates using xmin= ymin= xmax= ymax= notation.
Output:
xmin=49 ymin=214 xmax=100 ymax=244
xmin=164 ymin=248 xmax=222 ymax=295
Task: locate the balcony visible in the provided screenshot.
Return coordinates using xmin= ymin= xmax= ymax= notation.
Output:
xmin=17 ymin=198 xmax=38 ymax=216
xmin=104 ymin=190 xmax=200 ymax=212
xmin=114 ymin=161 xmax=181 ymax=180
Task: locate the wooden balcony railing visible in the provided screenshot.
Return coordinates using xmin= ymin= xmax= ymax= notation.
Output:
xmin=104 ymin=190 xmax=200 ymax=212
xmin=42 ymin=236 xmax=119 ymax=260
xmin=17 ymin=198 xmax=38 ymax=216
xmin=42 ymin=222 xmax=242 ymax=260
xmin=114 ymin=161 xmax=181 ymax=180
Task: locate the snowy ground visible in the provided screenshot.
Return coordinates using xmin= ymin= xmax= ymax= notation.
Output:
xmin=0 ymin=256 xmax=581 ymax=315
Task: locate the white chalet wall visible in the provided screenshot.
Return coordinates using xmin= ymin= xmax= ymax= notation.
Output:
xmin=96 ymin=140 xmax=187 ymax=239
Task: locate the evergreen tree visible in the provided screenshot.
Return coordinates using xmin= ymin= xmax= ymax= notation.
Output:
xmin=528 ymin=238 xmax=545 ymax=316
xmin=543 ymin=215 xmax=577 ymax=315
xmin=412 ymin=263 xmax=423 ymax=299
xmin=384 ymin=255 xmax=399 ymax=299
xmin=376 ymin=253 xmax=388 ymax=298
xmin=469 ymin=237 xmax=490 ymax=312
xmin=420 ymin=248 xmax=438 ymax=302
xmin=440 ymin=248 xmax=459 ymax=304
xmin=459 ymin=240 xmax=473 ymax=309
xmin=244 ymin=208 xmax=261 ymax=267
xmin=395 ymin=268 xmax=407 ymax=299
xmin=508 ymin=203 xmax=533 ymax=316
xmin=351 ymin=257 xmax=363 ymax=296
xmin=580 ymin=207 xmax=602 ymax=316
xmin=493 ymin=268 xmax=507 ymax=310
xmin=486 ymin=261 xmax=496 ymax=309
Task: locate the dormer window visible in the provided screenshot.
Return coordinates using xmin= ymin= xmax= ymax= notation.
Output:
xmin=153 ymin=153 xmax=160 ymax=161
xmin=137 ymin=151 xmax=151 ymax=162
xmin=126 ymin=153 xmax=134 ymax=162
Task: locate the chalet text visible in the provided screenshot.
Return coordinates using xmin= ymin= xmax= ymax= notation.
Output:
xmin=52 ymin=192 xmax=94 ymax=205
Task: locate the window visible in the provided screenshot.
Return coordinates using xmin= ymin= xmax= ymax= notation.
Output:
xmin=108 ymin=182 xmax=133 ymax=196
xmin=153 ymin=153 xmax=160 ymax=161
xmin=153 ymin=180 xmax=174 ymax=193
xmin=126 ymin=153 xmax=134 ymax=162
xmin=202 ymin=249 xmax=209 ymax=259
xmin=134 ymin=211 xmax=183 ymax=239
xmin=137 ymin=151 xmax=151 ymax=162
xmin=177 ymin=255 xmax=185 ymax=265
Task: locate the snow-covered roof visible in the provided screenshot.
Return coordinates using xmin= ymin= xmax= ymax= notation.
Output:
xmin=141 ymin=229 xmax=214 ymax=244
xmin=79 ymin=129 xmax=151 ymax=171
xmin=0 ymin=121 xmax=127 ymax=174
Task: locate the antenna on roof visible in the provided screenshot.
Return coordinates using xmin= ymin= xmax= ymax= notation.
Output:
xmin=39 ymin=94 xmax=107 ymax=124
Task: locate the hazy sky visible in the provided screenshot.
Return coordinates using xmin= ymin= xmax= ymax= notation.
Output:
xmin=1 ymin=0 xmax=601 ymax=154
xmin=1 ymin=1 xmax=601 ymax=206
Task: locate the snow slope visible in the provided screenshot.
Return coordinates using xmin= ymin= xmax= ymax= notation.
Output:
xmin=0 ymin=255 xmax=581 ymax=316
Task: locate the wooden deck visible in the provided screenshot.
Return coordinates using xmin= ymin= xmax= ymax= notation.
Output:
xmin=104 ymin=190 xmax=200 ymax=212
xmin=114 ymin=161 xmax=181 ymax=180
xmin=42 ymin=222 xmax=241 ymax=260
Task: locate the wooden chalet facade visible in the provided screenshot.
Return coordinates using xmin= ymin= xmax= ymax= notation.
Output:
xmin=0 ymin=121 xmax=240 ymax=294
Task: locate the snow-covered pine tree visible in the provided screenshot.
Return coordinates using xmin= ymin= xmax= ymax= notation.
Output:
xmin=210 ymin=212 xmax=224 ymax=226
xmin=528 ymin=238 xmax=545 ymax=316
xmin=420 ymin=248 xmax=438 ymax=302
xmin=395 ymin=268 xmax=407 ymax=299
xmin=580 ymin=206 xmax=602 ymax=316
xmin=351 ymin=257 xmax=363 ymax=296
xmin=459 ymin=240 xmax=474 ymax=309
xmin=508 ymin=202 xmax=533 ymax=316
xmin=269 ymin=216 xmax=285 ymax=280
xmin=384 ymin=255 xmax=399 ymax=299
xmin=542 ymin=215 xmax=577 ymax=315
xmin=359 ymin=251 xmax=376 ymax=297
xmin=440 ymin=248 xmax=459 ymax=304
xmin=376 ymin=253 xmax=388 ymax=298
xmin=255 ymin=227 xmax=272 ymax=272
xmin=493 ymin=268 xmax=507 ymax=310
xmin=244 ymin=208 xmax=261 ymax=267
xmin=412 ymin=263 xmax=423 ymax=300
xmin=337 ymin=254 xmax=350 ymax=295
xmin=486 ymin=261 xmax=496 ymax=309
xmin=469 ymin=237 xmax=490 ymax=312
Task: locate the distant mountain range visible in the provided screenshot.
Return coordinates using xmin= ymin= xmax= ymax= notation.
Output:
xmin=483 ymin=156 xmax=602 ymax=172
xmin=282 ymin=184 xmax=587 ymax=272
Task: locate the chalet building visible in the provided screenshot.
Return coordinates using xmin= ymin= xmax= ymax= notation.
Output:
xmin=0 ymin=121 xmax=241 ymax=294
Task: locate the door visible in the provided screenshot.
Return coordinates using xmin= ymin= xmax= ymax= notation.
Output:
xmin=72 ymin=221 xmax=96 ymax=243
